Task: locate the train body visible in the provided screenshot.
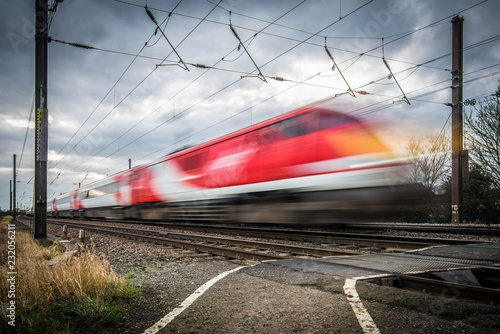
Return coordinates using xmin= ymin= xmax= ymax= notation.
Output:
xmin=50 ymin=105 xmax=413 ymax=224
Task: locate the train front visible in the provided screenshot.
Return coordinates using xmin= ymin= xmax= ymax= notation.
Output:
xmin=235 ymin=107 xmax=417 ymax=224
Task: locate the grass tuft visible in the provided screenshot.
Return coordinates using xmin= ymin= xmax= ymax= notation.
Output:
xmin=0 ymin=216 xmax=138 ymax=333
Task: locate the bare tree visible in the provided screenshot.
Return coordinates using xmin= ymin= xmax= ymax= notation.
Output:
xmin=465 ymin=87 xmax=500 ymax=189
xmin=403 ymin=134 xmax=450 ymax=194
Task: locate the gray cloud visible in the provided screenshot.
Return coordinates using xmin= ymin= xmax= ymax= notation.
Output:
xmin=2 ymin=0 xmax=500 ymax=210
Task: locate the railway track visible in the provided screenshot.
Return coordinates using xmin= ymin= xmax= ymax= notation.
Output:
xmin=42 ymin=216 xmax=500 ymax=236
xmin=16 ymin=217 xmax=500 ymax=305
xmin=45 ymin=219 xmax=362 ymax=261
xmin=46 ymin=218 xmax=474 ymax=252
xmin=77 ymin=217 xmax=500 ymax=238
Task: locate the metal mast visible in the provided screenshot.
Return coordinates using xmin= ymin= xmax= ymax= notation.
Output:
xmin=451 ymin=16 xmax=464 ymax=224
xmin=34 ymin=0 xmax=49 ymax=238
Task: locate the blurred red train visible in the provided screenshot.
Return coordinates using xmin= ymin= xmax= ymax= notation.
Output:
xmin=49 ymin=105 xmax=413 ymax=224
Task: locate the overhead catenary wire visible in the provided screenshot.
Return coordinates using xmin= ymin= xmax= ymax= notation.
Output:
xmin=52 ymin=42 xmax=495 ymax=180
xmin=50 ymin=0 xmax=309 ymax=185
xmin=49 ymin=0 xmax=184 ymax=173
xmin=47 ymin=33 xmax=456 ymax=88
xmin=53 ymin=59 xmax=500 ymax=189
xmin=59 ymin=0 xmax=491 ymax=83
xmin=49 ymin=31 xmax=446 ymax=74
xmin=249 ymin=0 xmax=375 ymax=76
xmin=50 ymin=0 xmax=211 ymax=176
xmin=48 ymin=17 xmax=172 ymax=171
xmin=50 ymin=20 xmax=468 ymax=184
xmin=347 ymin=67 xmax=500 ymax=119
xmin=290 ymin=58 xmax=500 ymax=121
xmin=66 ymin=0 xmax=372 ymax=162
xmin=229 ymin=11 xmax=267 ymax=82
xmin=123 ymin=70 xmax=328 ymax=168
xmin=48 ymin=38 xmax=154 ymax=171
xmin=50 ymin=2 xmax=335 ymax=186
xmin=62 ymin=52 xmax=456 ymax=183
xmin=200 ymin=0 xmax=446 ymax=43
xmin=145 ymin=5 xmax=190 ymax=71
xmin=51 ymin=38 xmax=169 ymax=61
xmin=221 ymin=34 xmax=258 ymax=62
xmin=52 ymin=30 xmax=499 ymax=78
xmin=324 ymin=37 xmax=355 ymax=97
xmin=339 ymin=0 xmax=489 ymax=69
xmin=132 ymin=71 xmax=478 ymax=170
xmin=116 ymin=0 xmax=489 ymax=72
xmin=49 ymin=0 xmax=494 ymax=189
xmin=112 ymin=0 xmax=453 ymax=73
xmin=92 ymin=0 xmax=375 ymax=157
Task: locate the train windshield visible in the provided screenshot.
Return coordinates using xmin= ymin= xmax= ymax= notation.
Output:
xmin=317 ymin=110 xmax=357 ymax=130
xmin=272 ymin=109 xmax=358 ymax=140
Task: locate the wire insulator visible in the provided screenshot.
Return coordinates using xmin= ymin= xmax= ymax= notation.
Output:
xmin=271 ymin=76 xmax=285 ymax=81
xmin=382 ymin=57 xmax=391 ymax=71
xmin=71 ymin=42 xmax=94 ymax=49
xmin=145 ymin=6 xmax=157 ymax=24
xmin=194 ymin=63 xmax=210 ymax=69
xmin=230 ymin=24 xmax=240 ymax=40
xmin=463 ymin=99 xmax=477 ymax=106
xmin=324 ymin=45 xmax=334 ymax=61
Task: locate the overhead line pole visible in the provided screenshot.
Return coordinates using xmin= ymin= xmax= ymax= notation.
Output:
xmin=451 ymin=16 xmax=464 ymax=224
xmin=34 ymin=0 xmax=48 ymax=238
xmin=9 ymin=180 xmax=12 ymax=214
xmin=13 ymin=155 xmax=16 ymax=219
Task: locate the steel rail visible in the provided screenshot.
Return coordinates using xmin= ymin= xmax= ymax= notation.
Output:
xmin=47 ymin=219 xmax=361 ymax=260
xmin=48 ymin=218 xmax=476 ymax=249
xmin=115 ymin=220 xmax=478 ymax=247
xmin=395 ymin=274 xmax=500 ymax=305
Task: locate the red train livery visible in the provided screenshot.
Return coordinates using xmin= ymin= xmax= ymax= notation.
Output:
xmin=50 ymin=105 xmax=412 ymax=224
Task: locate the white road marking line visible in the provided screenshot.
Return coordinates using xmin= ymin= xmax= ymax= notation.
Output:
xmin=344 ymin=278 xmax=381 ymax=334
xmin=142 ymin=266 xmax=245 ymax=334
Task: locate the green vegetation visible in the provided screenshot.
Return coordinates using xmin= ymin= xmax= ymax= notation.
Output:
xmin=0 ymin=216 xmax=138 ymax=333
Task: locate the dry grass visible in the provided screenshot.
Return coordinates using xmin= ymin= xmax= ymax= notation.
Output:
xmin=0 ymin=216 xmax=137 ymax=333
xmin=0 ymin=216 xmax=8 ymax=266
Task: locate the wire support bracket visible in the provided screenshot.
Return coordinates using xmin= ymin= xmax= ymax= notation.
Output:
xmin=324 ymin=38 xmax=355 ymax=97
xmin=381 ymin=37 xmax=410 ymax=105
xmin=145 ymin=6 xmax=190 ymax=72
xmin=383 ymin=57 xmax=411 ymax=105
xmin=229 ymin=12 xmax=267 ymax=82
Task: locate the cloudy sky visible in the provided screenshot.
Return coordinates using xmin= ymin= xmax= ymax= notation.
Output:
xmin=2 ymin=0 xmax=499 ymax=211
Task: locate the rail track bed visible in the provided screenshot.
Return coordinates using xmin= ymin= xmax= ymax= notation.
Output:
xmin=43 ymin=218 xmax=500 ymax=304
xmin=45 ymin=219 xmax=490 ymax=256
xmin=16 ymin=217 xmax=500 ymax=333
xmin=46 ymin=219 xmax=364 ymax=261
